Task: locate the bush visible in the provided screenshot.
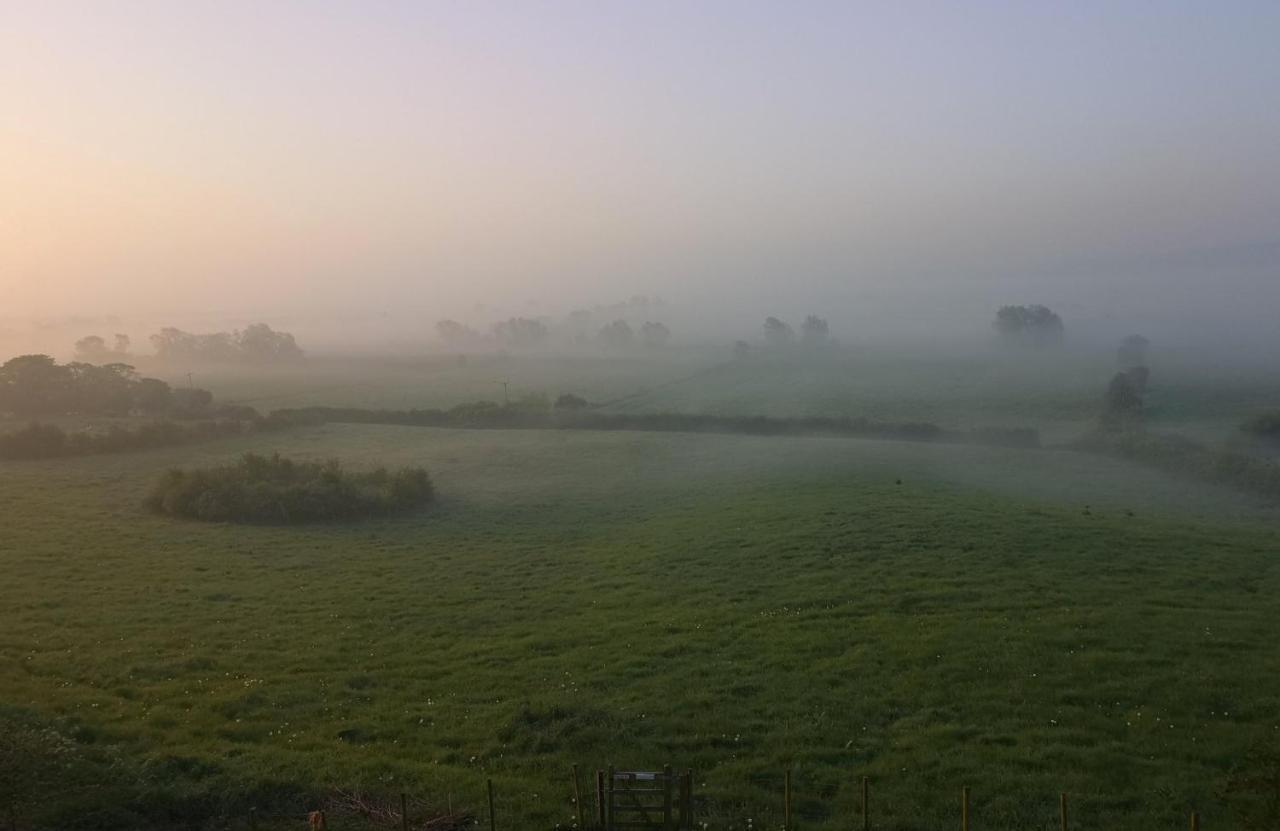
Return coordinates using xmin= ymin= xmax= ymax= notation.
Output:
xmin=147 ymin=453 xmax=434 ymax=524
xmin=0 ymin=422 xmax=68 ymax=459
xmin=1241 ymin=411 xmax=1280 ymax=441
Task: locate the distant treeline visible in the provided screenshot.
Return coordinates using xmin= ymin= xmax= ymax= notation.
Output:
xmin=1076 ymin=430 xmax=1280 ymax=501
xmin=0 ymin=355 xmax=240 ymax=420
xmin=0 ymin=414 xmax=299 ymax=461
xmin=272 ymin=403 xmax=1041 ymax=448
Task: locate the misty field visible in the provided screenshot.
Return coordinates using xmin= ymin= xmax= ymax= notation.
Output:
xmin=152 ymin=347 xmax=1280 ymax=447
xmin=3 ymin=416 xmax=1280 ymax=829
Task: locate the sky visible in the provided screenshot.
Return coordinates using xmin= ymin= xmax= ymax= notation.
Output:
xmin=2 ymin=1 xmax=1279 ymax=342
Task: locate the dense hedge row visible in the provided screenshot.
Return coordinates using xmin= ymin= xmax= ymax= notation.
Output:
xmin=0 ymin=413 xmax=305 ymax=461
xmin=1 ymin=420 xmax=235 ymax=460
xmin=273 ymin=403 xmax=1041 ymax=448
xmin=146 ymin=453 xmax=434 ymax=523
xmin=1076 ymin=429 xmax=1280 ymax=501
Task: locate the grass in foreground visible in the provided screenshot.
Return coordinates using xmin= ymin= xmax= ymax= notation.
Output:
xmin=0 ymin=426 xmax=1278 ymax=828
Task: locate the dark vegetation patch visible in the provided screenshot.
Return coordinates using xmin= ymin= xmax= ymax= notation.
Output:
xmin=146 ymin=453 xmax=434 ymax=523
xmin=1075 ymin=429 xmax=1280 ymax=501
xmin=273 ymin=403 xmax=1041 ymax=448
xmin=1240 ymin=410 xmax=1280 ymax=441
xmin=0 ymin=416 xmax=299 ymax=461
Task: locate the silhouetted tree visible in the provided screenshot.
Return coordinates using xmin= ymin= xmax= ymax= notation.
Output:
xmin=170 ymin=387 xmax=215 ymax=418
xmin=763 ymin=317 xmax=794 ymax=348
xmin=1102 ymin=366 xmax=1149 ymax=429
xmin=75 ymin=334 xmax=133 ymax=362
xmin=994 ymin=305 xmax=1064 ymax=346
xmin=0 ymin=355 xmax=74 ymax=416
xmin=732 ymin=340 xmax=751 ymax=360
xmin=73 ymin=335 xmax=109 ymax=362
xmin=492 ymin=317 xmax=549 ymax=349
xmin=554 ymin=393 xmax=590 ymax=410
xmin=67 ymin=362 xmax=137 ymax=415
xmin=150 ymin=328 xmax=237 ymax=362
xmin=640 ymin=321 xmax=671 ymax=348
xmin=598 ymin=319 xmax=635 ymax=350
xmin=1117 ymin=334 xmax=1150 ymax=367
xmin=134 ymin=378 xmax=174 ymax=414
xmin=800 ymin=315 xmax=831 ymax=347
xmin=436 ymin=319 xmax=481 ymax=348
xmin=236 ymin=323 xmax=304 ymax=362
xmin=150 ymin=325 xmax=300 ymax=363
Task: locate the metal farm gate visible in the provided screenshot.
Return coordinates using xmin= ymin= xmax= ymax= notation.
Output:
xmin=595 ymin=766 xmax=693 ymax=831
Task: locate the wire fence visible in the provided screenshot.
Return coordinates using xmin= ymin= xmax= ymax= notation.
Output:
xmin=203 ymin=767 xmax=1215 ymax=831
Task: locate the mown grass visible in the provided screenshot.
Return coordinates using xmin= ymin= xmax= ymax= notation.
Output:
xmin=2 ymin=425 xmax=1279 ymax=828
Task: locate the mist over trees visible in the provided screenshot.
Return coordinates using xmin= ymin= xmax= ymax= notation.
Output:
xmin=436 ymin=319 xmax=483 ymax=350
xmin=73 ymin=334 xmax=131 ymax=363
xmin=492 ymin=317 xmax=550 ymax=350
xmin=1117 ymin=335 xmax=1151 ymax=367
xmin=0 ymin=354 xmax=231 ymax=419
xmin=763 ymin=317 xmax=795 ymax=348
xmin=751 ymin=315 xmax=835 ymax=355
xmin=149 ymin=323 xmax=303 ymax=364
xmin=640 ymin=321 xmax=671 ymax=348
xmin=994 ymin=305 xmax=1065 ymax=347
xmin=435 ymin=297 xmax=673 ymax=355
xmin=1102 ymin=366 xmax=1151 ymax=429
xmin=800 ymin=315 xmax=833 ymax=349
xmin=597 ymin=320 xmax=635 ymax=350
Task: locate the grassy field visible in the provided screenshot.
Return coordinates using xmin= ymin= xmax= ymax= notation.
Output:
xmin=3 ymin=419 xmax=1280 ymax=829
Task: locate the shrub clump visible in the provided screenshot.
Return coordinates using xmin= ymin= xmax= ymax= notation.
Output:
xmin=1241 ymin=411 xmax=1280 ymax=441
xmin=146 ymin=453 xmax=434 ymax=523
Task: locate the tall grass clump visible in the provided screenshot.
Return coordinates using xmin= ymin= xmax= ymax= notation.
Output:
xmin=146 ymin=453 xmax=434 ymax=523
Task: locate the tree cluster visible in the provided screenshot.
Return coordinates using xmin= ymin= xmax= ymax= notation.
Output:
xmin=993 ymin=305 xmax=1065 ymax=346
xmin=437 ymin=315 xmax=672 ymax=353
xmin=1117 ymin=334 xmax=1150 ymax=367
xmin=149 ymin=323 xmax=303 ymax=364
xmin=146 ymin=453 xmax=434 ymax=524
xmin=1 ymin=355 xmax=178 ymax=417
xmin=73 ymin=334 xmax=132 ymax=363
xmin=757 ymin=315 xmax=833 ymax=352
xmin=1101 ymin=366 xmax=1151 ymax=430
xmin=491 ymin=317 xmax=550 ymax=350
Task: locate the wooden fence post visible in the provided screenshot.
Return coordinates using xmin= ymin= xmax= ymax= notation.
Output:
xmin=682 ymin=769 xmax=693 ymax=830
xmin=488 ymin=779 xmax=497 ymax=831
xmin=663 ymin=765 xmax=674 ymax=831
xmin=861 ymin=776 xmax=869 ymax=831
xmin=401 ymin=792 xmax=409 ymax=831
xmin=249 ymin=807 xmax=258 ymax=831
xmin=961 ymin=786 xmax=970 ymax=831
xmin=596 ymin=770 xmax=606 ymax=829
xmin=784 ymin=769 xmax=793 ymax=831
xmin=1060 ymin=793 xmax=1067 ymax=831
xmin=573 ymin=765 xmax=585 ymax=829
xmin=1190 ymin=810 xmax=1200 ymax=831
xmin=606 ymin=766 xmax=616 ymax=831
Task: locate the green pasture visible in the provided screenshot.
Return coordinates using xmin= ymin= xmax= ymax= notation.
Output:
xmin=3 ymin=423 xmax=1279 ymax=828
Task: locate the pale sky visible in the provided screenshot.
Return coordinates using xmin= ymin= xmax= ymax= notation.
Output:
xmin=2 ymin=1 xmax=1278 ymax=336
